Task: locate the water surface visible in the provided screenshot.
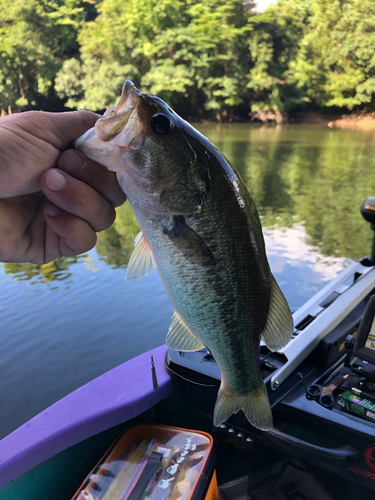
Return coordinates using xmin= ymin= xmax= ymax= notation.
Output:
xmin=1 ymin=123 xmax=375 ymax=439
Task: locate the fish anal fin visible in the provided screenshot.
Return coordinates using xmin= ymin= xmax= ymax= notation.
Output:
xmin=166 ymin=311 xmax=205 ymax=352
xmin=261 ymin=275 xmax=294 ymax=352
xmin=213 ymin=381 xmax=273 ymax=431
xmin=125 ymin=231 xmax=156 ymax=281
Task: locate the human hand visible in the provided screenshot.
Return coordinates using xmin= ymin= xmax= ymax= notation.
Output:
xmin=0 ymin=111 xmax=126 ymax=264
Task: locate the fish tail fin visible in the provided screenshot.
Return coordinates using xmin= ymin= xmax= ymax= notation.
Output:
xmin=213 ymin=381 xmax=273 ymax=431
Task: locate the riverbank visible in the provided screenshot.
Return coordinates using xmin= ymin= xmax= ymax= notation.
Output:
xmin=327 ymin=114 xmax=375 ymax=131
xmin=249 ymin=110 xmax=375 ymax=130
xmin=3 ymin=105 xmax=375 ymax=131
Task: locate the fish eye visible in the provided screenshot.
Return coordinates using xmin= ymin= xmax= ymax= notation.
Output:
xmin=150 ymin=114 xmax=171 ymax=135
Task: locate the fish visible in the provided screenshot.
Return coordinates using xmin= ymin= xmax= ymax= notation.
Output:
xmin=75 ymin=80 xmax=294 ymax=430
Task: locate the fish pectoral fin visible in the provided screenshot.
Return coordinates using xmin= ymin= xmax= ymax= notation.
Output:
xmin=166 ymin=311 xmax=205 ymax=352
xmin=261 ymin=275 xmax=294 ymax=352
xmin=214 ymin=382 xmax=273 ymax=430
xmin=125 ymin=231 xmax=157 ymax=281
xmin=163 ymin=216 xmax=215 ymax=267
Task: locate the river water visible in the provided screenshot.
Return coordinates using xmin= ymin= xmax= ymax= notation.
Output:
xmin=1 ymin=123 xmax=375 ymax=439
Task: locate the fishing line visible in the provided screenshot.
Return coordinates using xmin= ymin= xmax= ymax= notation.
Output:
xmin=165 ymin=364 xmax=216 ymax=387
xmin=126 ymin=202 xmax=159 ymax=389
xmin=126 ymin=201 xmax=134 ymax=243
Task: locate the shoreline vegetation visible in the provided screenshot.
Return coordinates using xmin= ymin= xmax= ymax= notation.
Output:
xmin=1 ymin=0 xmax=374 ymax=126
xmin=250 ymin=111 xmax=375 ymax=130
xmin=3 ymin=105 xmax=375 ymax=130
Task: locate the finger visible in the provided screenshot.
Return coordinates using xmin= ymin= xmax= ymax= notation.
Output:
xmin=57 ymin=149 xmax=126 ymax=208
xmin=40 ymin=168 xmax=116 ymax=232
xmin=1 ymin=110 xmax=101 ymax=151
xmin=0 ymin=193 xmax=43 ymax=263
xmin=43 ymin=204 xmax=97 ymax=261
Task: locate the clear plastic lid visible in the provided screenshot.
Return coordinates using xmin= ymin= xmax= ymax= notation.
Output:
xmin=73 ymin=424 xmax=213 ymax=500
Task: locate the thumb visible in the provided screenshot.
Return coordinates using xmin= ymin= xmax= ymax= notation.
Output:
xmin=43 ymin=111 xmax=102 ymax=150
xmin=2 ymin=110 xmax=101 ymax=151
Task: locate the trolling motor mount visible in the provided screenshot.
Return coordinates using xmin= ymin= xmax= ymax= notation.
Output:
xmin=360 ymin=197 xmax=375 ymax=265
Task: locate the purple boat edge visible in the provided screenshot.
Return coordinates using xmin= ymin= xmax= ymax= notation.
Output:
xmin=0 ymin=344 xmax=175 ymax=489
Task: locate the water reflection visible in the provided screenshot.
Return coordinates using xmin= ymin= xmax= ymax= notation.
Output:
xmin=96 ymin=204 xmax=140 ymax=269
xmin=264 ymin=222 xmax=349 ymax=309
xmin=2 ymin=123 xmax=375 ymax=439
xmin=4 ymin=124 xmax=375 ymax=285
xmin=2 ymin=256 xmax=82 ymax=290
xmin=199 ymin=123 xmax=375 ymax=261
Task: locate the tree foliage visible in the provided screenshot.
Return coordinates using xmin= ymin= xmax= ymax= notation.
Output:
xmin=2 ymin=0 xmax=375 ymax=117
xmin=0 ymin=0 xmax=97 ymax=111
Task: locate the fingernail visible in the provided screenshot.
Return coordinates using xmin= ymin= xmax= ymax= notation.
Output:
xmin=46 ymin=169 xmax=67 ymax=192
xmin=44 ymin=204 xmax=59 ymax=217
xmin=61 ymin=149 xmax=83 ymax=172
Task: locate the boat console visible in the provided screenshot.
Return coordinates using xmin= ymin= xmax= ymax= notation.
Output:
xmin=166 ymin=196 xmax=375 ymax=493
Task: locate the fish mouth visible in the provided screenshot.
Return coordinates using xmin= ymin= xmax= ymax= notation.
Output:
xmin=74 ymin=80 xmax=144 ymax=164
xmin=94 ymin=80 xmax=142 ymax=145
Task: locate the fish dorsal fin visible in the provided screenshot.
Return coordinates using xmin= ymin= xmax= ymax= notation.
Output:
xmin=125 ymin=231 xmax=156 ymax=281
xmin=261 ymin=275 xmax=294 ymax=352
xmin=166 ymin=311 xmax=205 ymax=352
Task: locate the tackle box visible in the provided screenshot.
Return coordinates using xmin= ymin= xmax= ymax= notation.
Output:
xmin=72 ymin=423 xmax=219 ymax=500
xmin=165 ymin=287 xmax=375 ymax=493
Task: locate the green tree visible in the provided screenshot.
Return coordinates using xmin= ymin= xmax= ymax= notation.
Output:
xmin=0 ymin=0 xmax=97 ymax=111
xmin=243 ymin=0 xmax=375 ymax=115
xmin=56 ymin=0 xmax=186 ymax=111
xmin=142 ymin=0 xmax=255 ymax=119
xmin=56 ymin=0 xmax=256 ymax=119
xmin=289 ymin=0 xmax=375 ymax=110
xmin=4 ymin=0 xmax=375 ymax=117
xmin=244 ymin=0 xmax=312 ymax=115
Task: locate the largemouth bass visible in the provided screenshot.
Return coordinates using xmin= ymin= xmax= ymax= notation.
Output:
xmin=75 ymin=80 xmax=294 ymax=430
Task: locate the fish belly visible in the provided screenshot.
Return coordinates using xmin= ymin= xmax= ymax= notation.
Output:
xmin=130 ymin=184 xmax=273 ymax=429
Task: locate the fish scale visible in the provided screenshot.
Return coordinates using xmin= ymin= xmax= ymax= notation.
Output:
xmin=75 ymin=79 xmax=294 ymax=430
xmin=130 ymin=163 xmax=270 ymax=406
